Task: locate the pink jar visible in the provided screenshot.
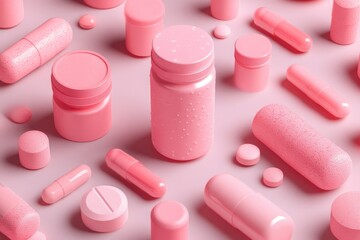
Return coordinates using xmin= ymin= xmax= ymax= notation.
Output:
xmin=51 ymin=51 xmax=112 ymax=142
xmin=125 ymin=0 xmax=165 ymax=57
xmin=83 ymin=0 xmax=125 ymax=9
xmin=0 ymin=0 xmax=24 ymax=28
xmin=234 ymin=33 xmax=272 ymax=92
xmin=151 ymin=25 xmax=215 ymax=161
xmin=210 ymin=0 xmax=239 ymax=20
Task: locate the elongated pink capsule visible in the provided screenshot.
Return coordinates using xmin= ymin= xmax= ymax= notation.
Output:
xmin=41 ymin=164 xmax=92 ymax=204
xmin=105 ymin=148 xmax=166 ymax=198
xmin=252 ymin=104 xmax=352 ymax=190
xmin=253 ymin=7 xmax=312 ymax=53
xmin=287 ymin=64 xmax=350 ymax=118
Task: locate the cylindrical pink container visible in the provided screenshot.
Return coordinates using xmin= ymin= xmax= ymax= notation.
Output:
xmin=330 ymin=0 xmax=360 ymax=44
xmin=210 ymin=0 xmax=239 ymax=20
xmin=0 ymin=184 xmax=40 ymax=240
xmin=234 ymin=34 xmax=272 ymax=92
xmin=0 ymin=0 xmax=24 ymax=28
xmin=125 ymin=0 xmax=165 ymax=57
xmin=252 ymin=104 xmax=352 ymax=190
xmin=0 ymin=18 xmax=72 ymax=84
xmin=51 ymin=51 xmax=112 ymax=142
xmin=83 ymin=0 xmax=125 ymax=9
xmin=151 ymin=25 xmax=215 ymax=161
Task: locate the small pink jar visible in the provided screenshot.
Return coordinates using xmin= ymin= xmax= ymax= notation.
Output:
xmin=0 ymin=0 xmax=24 ymax=28
xmin=151 ymin=25 xmax=215 ymax=161
xmin=51 ymin=51 xmax=112 ymax=142
xmin=210 ymin=0 xmax=239 ymax=20
xmin=234 ymin=34 xmax=272 ymax=92
xmin=83 ymin=0 xmax=125 ymax=9
xmin=125 ymin=0 xmax=165 ymax=57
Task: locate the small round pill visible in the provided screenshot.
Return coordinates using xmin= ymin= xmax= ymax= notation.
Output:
xmin=236 ymin=143 xmax=260 ymax=166
xmin=79 ymin=14 xmax=96 ymax=30
xmin=27 ymin=231 xmax=46 ymax=240
xmin=18 ymin=130 xmax=51 ymax=170
xmin=331 ymin=191 xmax=360 ymax=240
xmin=8 ymin=106 xmax=32 ymax=124
xmin=262 ymin=167 xmax=284 ymax=188
xmin=81 ymin=185 xmax=128 ymax=232
xmin=213 ymin=25 xmax=231 ymax=39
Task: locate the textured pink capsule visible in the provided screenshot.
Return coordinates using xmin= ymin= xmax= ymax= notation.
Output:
xmin=252 ymin=104 xmax=352 ymax=190
xmin=0 ymin=18 xmax=72 ymax=84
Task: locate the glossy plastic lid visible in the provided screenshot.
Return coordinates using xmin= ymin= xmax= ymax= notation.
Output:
xmin=51 ymin=51 xmax=111 ymax=106
xmin=235 ymin=33 xmax=272 ymax=67
xmin=151 ymin=25 xmax=214 ymax=83
xmin=125 ymin=0 xmax=165 ymax=26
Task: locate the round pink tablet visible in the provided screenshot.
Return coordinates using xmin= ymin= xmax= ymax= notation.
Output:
xmin=236 ymin=143 xmax=260 ymax=166
xmin=27 ymin=231 xmax=46 ymax=240
xmin=151 ymin=200 xmax=189 ymax=240
xmin=331 ymin=191 xmax=360 ymax=240
xmin=8 ymin=106 xmax=32 ymax=124
xmin=81 ymin=185 xmax=128 ymax=232
xmin=263 ymin=167 xmax=284 ymax=188
xmin=213 ymin=25 xmax=231 ymax=39
xmin=18 ymin=130 xmax=50 ymax=170
xmin=79 ymin=14 xmax=96 ymax=30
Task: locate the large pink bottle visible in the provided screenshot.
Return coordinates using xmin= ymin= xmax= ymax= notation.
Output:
xmin=150 ymin=25 xmax=215 ymax=161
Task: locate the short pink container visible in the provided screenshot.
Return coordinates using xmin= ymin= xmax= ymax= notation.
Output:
xmin=51 ymin=51 xmax=112 ymax=142
xmin=125 ymin=0 xmax=165 ymax=57
xmin=330 ymin=0 xmax=360 ymax=45
xmin=210 ymin=0 xmax=239 ymax=20
xmin=0 ymin=0 xmax=24 ymax=28
xmin=83 ymin=0 xmax=125 ymax=9
xmin=234 ymin=34 xmax=272 ymax=92
xmin=151 ymin=25 xmax=215 ymax=161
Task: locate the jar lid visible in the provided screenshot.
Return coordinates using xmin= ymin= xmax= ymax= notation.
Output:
xmin=235 ymin=33 xmax=272 ymax=67
xmin=125 ymin=0 xmax=165 ymax=26
xmin=151 ymin=25 xmax=214 ymax=83
xmin=51 ymin=51 xmax=111 ymax=106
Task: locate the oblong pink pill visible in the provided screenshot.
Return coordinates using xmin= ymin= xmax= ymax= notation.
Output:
xmin=287 ymin=64 xmax=350 ymax=118
xmin=252 ymin=104 xmax=352 ymax=190
xmin=41 ymin=164 xmax=92 ymax=204
xmin=253 ymin=7 xmax=312 ymax=52
xmin=331 ymin=191 xmax=360 ymax=240
xmin=105 ymin=148 xmax=166 ymax=198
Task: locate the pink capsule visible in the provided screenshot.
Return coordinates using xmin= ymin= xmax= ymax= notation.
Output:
xmin=253 ymin=7 xmax=312 ymax=53
xmin=41 ymin=165 xmax=92 ymax=204
xmin=105 ymin=148 xmax=166 ymax=198
xmin=287 ymin=64 xmax=350 ymax=118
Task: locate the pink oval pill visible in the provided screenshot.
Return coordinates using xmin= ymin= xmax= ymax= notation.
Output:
xmin=213 ymin=25 xmax=231 ymax=39
xmin=151 ymin=200 xmax=189 ymax=240
xmin=27 ymin=231 xmax=46 ymax=240
xmin=79 ymin=14 xmax=96 ymax=30
xmin=81 ymin=185 xmax=128 ymax=232
xmin=236 ymin=143 xmax=260 ymax=166
xmin=8 ymin=106 xmax=32 ymax=124
xmin=262 ymin=167 xmax=283 ymax=188
xmin=18 ymin=130 xmax=50 ymax=170
xmin=331 ymin=191 xmax=360 ymax=240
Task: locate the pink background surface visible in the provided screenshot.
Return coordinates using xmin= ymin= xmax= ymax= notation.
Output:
xmin=1 ymin=0 xmax=359 ymax=239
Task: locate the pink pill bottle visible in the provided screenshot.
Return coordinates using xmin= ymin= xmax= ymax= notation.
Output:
xmin=0 ymin=0 xmax=24 ymax=28
xmin=234 ymin=33 xmax=272 ymax=92
xmin=125 ymin=0 xmax=165 ymax=57
xmin=51 ymin=50 xmax=112 ymax=142
xmin=151 ymin=25 xmax=215 ymax=161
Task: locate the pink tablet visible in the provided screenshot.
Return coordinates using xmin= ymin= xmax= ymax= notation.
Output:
xmin=0 ymin=0 xmax=24 ymax=28
xmin=8 ymin=106 xmax=32 ymax=124
xmin=235 ymin=143 xmax=260 ymax=166
xmin=79 ymin=14 xmax=96 ymax=30
xmin=262 ymin=167 xmax=284 ymax=188
xmin=81 ymin=185 xmax=128 ymax=232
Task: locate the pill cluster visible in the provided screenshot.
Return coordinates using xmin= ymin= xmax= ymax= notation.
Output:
xmin=0 ymin=0 xmax=360 ymax=239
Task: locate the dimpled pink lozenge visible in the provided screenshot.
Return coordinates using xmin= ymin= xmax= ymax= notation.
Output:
xmin=0 ymin=18 xmax=72 ymax=84
xmin=252 ymin=104 xmax=352 ymax=190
